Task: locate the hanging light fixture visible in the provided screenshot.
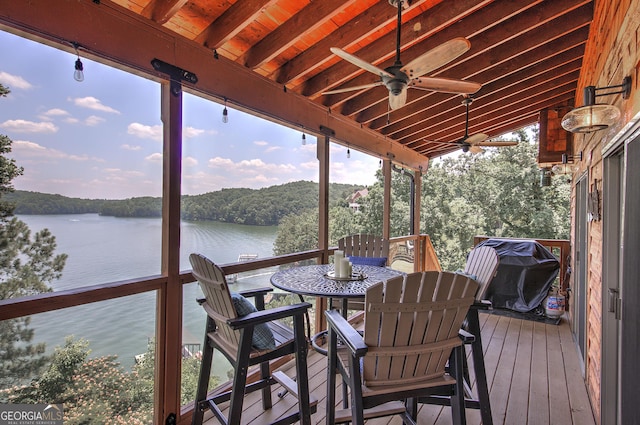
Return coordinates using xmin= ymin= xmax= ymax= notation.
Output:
xmin=73 ymin=43 xmax=84 ymax=82
xmin=222 ymin=97 xmax=229 ymax=123
xmin=540 ymin=167 xmax=553 ymax=187
xmin=561 ymin=77 xmax=631 ymax=133
xmin=346 ymin=145 xmax=351 ymax=158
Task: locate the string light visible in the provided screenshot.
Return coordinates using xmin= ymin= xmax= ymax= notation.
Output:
xmin=73 ymin=43 xmax=84 ymax=82
xmin=347 ymin=145 xmax=351 ymax=158
xmin=222 ymin=97 xmax=229 ymax=123
xmin=301 ymin=132 xmax=306 ymax=145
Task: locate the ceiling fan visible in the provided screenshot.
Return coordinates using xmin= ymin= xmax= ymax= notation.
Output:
xmin=322 ymin=0 xmax=481 ymax=110
xmin=448 ymin=96 xmax=519 ymax=153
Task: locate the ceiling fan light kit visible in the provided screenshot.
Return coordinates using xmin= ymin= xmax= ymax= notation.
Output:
xmin=561 ymin=76 xmax=631 ymax=133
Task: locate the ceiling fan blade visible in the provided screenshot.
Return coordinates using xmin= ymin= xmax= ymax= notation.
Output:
xmin=400 ymin=37 xmax=471 ymax=79
xmin=469 ymin=145 xmax=484 ymax=154
xmin=388 ymin=88 xmax=407 ymax=110
xmin=330 ymin=47 xmax=393 ymax=78
xmin=475 ymin=140 xmax=519 ymax=147
xmin=465 ymin=133 xmax=489 ymax=145
xmin=322 ymin=81 xmax=384 ymax=95
xmin=410 ymin=77 xmax=481 ymax=94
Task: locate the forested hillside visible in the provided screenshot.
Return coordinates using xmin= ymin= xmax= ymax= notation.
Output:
xmin=7 ymin=181 xmax=363 ymax=226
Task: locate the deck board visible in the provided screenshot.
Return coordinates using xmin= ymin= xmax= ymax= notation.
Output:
xmin=204 ymin=314 xmax=595 ymax=425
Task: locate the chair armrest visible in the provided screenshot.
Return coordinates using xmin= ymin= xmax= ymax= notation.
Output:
xmin=471 ymin=300 xmax=492 ymax=310
xmin=237 ymin=287 xmax=273 ymax=299
xmin=325 ymin=310 xmax=368 ymax=357
xmin=458 ymin=328 xmax=475 ymax=344
xmin=227 ymin=302 xmax=311 ymax=330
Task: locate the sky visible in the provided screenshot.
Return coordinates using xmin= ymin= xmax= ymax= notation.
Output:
xmin=0 ymin=30 xmax=380 ymax=200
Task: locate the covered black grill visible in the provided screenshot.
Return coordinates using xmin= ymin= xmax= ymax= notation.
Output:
xmin=477 ymin=238 xmax=560 ymax=313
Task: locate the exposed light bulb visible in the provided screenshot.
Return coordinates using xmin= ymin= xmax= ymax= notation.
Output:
xmin=222 ymin=107 xmax=228 ymax=123
xmin=379 ymin=159 xmax=382 ymax=168
xmin=74 ymin=58 xmax=84 ymax=82
xmin=347 ymin=147 xmax=351 ymax=158
xmin=302 ymin=133 xmax=306 ymax=145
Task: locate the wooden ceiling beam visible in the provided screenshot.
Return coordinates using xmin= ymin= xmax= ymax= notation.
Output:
xmin=402 ymin=70 xmax=580 ymax=147
xmin=240 ymin=0 xmax=358 ymax=70
xmin=376 ymin=47 xmax=585 ymax=133
xmin=404 ymin=89 xmax=576 ymax=147
xmin=302 ymin=0 xmax=491 ymax=98
xmin=319 ymin=0 xmax=542 ymax=109
xmin=274 ymin=0 xmax=434 ymax=85
xmin=345 ymin=0 xmax=592 ymax=122
xmin=407 ymin=80 xmax=579 ymax=145
xmin=195 ymin=0 xmax=278 ymax=49
xmin=141 ymin=0 xmax=188 ymax=24
xmin=391 ymin=57 xmax=583 ymax=143
xmin=366 ymin=24 xmax=590 ymax=140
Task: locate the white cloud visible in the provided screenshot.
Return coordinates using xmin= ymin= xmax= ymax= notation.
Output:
xmin=145 ymin=152 xmax=163 ymax=162
xmin=126 ymin=123 xmax=206 ymax=141
xmin=128 ymin=122 xmax=162 ymax=141
xmin=69 ymin=96 xmax=120 ymax=114
xmin=64 ymin=117 xmax=80 ymax=124
xmin=121 ymin=144 xmax=142 ymax=151
xmin=12 ymin=140 xmax=94 ymax=161
xmin=0 ymin=72 xmax=33 ymax=90
xmin=85 ymin=115 xmax=105 ymax=126
xmin=253 ymin=140 xmax=268 ymax=146
xmin=208 ymin=157 xmax=234 ymax=168
xmin=40 ymin=108 xmax=70 ymax=121
xmin=0 ymin=119 xmax=58 ymax=133
xmin=265 ymin=146 xmax=281 ymax=153
xmin=183 ymin=126 xmax=205 ymax=138
xmin=207 ymin=156 xmax=297 ymax=178
xmin=183 ymin=156 xmax=198 ymax=167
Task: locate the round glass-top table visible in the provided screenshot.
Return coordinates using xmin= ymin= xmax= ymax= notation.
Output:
xmin=270 ymin=264 xmax=405 ymax=354
xmin=270 ymin=264 xmax=405 ymax=299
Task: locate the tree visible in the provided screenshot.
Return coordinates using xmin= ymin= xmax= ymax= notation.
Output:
xmin=273 ymin=128 xmax=570 ymax=273
xmin=0 ymin=83 xmax=68 ymax=389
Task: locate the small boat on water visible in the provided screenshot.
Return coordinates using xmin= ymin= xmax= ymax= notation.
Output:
xmin=229 ymin=254 xmax=258 ymax=283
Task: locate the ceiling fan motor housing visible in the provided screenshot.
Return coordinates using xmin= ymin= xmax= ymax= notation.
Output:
xmin=383 ymin=68 xmax=409 ymax=95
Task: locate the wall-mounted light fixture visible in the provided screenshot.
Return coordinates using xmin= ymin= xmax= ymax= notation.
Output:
xmin=561 ymin=77 xmax=631 ymax=133
xmin=552 ymin=151 xmax=583 ymax=176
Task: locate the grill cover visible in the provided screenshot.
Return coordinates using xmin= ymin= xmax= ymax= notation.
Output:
xmin=477 ymin=238 xmax=560 ymax=312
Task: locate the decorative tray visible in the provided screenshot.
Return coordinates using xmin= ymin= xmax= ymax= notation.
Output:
xmin=324 ymin=270 xmax=367 ymax=281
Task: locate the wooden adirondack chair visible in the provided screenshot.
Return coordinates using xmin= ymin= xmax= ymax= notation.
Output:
xmin=338 ymin=234 xmax=390 ymax=262
xmin=325 ymin=271 xmax=478 ymax=425
xmin=333 ymin=234 xmax=390 ymax=312
xmin=464 ymin=245 xmax=500 ymax=302
xmin=189 ymin=253 xmax=316 ymax=425
xmin=461 ymin=245 xmax=500 ymax=425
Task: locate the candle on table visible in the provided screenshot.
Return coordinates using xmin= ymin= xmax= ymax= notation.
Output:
xmin=334 ymin=250 xmax=344 ymax=277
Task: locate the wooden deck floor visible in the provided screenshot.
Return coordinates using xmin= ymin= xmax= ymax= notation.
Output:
xmin=204 ymin=313 xmax=596 ymax=425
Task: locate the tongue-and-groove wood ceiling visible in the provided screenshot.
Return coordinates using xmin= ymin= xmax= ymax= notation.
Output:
xmin=2 ymin=0 xmax=593 ymax=164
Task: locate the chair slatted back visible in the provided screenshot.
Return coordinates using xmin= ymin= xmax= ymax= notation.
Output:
xmin=189 ymin=253 xmax=241 ymax=347
xmin=338 ymin=234 xmax=389 ymax=262
xmin=464 ymin=246 xmax=499 ymax=301
xmin=362 ymin=271 xmax=477 ymax=388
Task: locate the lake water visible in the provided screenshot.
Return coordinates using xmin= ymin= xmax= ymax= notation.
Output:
xmin=17 ymin=214 xmax=280 ymax=373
